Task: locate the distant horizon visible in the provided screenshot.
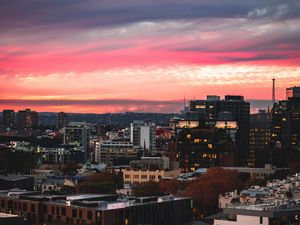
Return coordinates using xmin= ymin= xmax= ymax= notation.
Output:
xmin=0 ymin=98 xmax=277 ymax=114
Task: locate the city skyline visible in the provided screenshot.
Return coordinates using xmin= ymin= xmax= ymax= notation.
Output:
xmin=1 ymin=0 xmax=300 ymax=113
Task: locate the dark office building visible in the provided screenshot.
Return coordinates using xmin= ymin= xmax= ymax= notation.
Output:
xmin=17 ymin=109 xmax=38 ymax=130
xmin=217 ymin=96 xmax=250 ymax=165
xmin=181 ymin=95 xmax=250 ymax=167
xmin=286 ymin=86 xmax=300 ymax=99
xmin=271 ymin=87 xmax=300 ymax=149
xmin=176 ymin=119 xmax=238 ymax=171
xmin=248 ymin=110 xmax=271 ymax=167
xmin=57 ymin=112 xmax=68 ymax=129
xmin=2 ymin=110 xmax=14 ymax=128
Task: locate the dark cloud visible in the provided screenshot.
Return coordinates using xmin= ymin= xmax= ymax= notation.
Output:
xmin=220 ymin=54 xmax=292 ymax=63
xmin=0 ymin=0 xmax=299 ymax=33
xmin=248 ymin=3 xmax=300 ymax=20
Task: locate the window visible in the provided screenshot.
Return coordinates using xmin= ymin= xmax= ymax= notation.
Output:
xmin=61 ymin=207 xmax=66 ymax=216
xmin=23 ymin=203 xmax=27 ymax=211
xmin=79 ymin=210 xmax=82 ymax=219
xmin=87 ymin=211 xmax=93 ymax=220
xmin=260 ymin=217 xmax=263 ymax=224
xmin=72 ymin=209 xmax=77 ymax=218
xmin=96 ymin=212 xmax=101 ymax=220
xmin=149 ymin=175 xmax=155 ymax=180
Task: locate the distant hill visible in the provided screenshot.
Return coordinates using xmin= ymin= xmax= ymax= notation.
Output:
xmin=38 ymin=112 xmax=178 ymax=127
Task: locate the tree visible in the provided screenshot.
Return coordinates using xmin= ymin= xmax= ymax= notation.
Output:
xmin=62 ymin=161 xmax=80 ymax=175
xmin=181 ymin=168 xmax=245 ymax=216
xmin=77 ymin=172 xmax=123 ymax=194
xmin=132 ymin=182 xmax=164 ymax=197
xmin=159 ymin=179 xmax=186 ymax=195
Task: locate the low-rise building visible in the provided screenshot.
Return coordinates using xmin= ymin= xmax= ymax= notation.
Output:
xmin=221 ymin=164 xmax=288 ymax=179
xmin=123 ymin=156 xmax=180 ymax=185
xmin=0 ymin=175 xmax=34 ymax=191
xmin=0 ymin=212 xmax=26 ymax=225
xmin=95 ymin=140 xmax=138 ymax=166
xmin=0 ymin=191 xmax=193 ymax=225
xmin=123 ymin=169 xmax=180 ymax=184
xmin=215 ymin=174 xmax=300 ymax=225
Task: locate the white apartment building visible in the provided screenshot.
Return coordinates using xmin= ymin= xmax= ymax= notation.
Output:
xmin=130 ymin=121 xmax=156 ymax=151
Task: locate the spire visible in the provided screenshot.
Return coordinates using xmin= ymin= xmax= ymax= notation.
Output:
xmin=272 ymin=78 xmax=276 ymax=104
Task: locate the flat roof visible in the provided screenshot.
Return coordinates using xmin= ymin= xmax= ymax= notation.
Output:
xmin=66 ymin=194 xmax=117 ymax=201
xmin=0 ymin=175 xmax=32 ymax=182
xmin=0 ymin=213 xmax=18 ymax=218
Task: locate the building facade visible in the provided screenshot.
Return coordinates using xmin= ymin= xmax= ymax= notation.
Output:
xmin=248 ymin=110 xmax=271 ymax=167
xmin=130 ymin=121 xmax=156 ymax=152
xmin=178 ymin=95 xmax=250 ymax=170
xmin=95 ymin=140 xmax=138 ymax=166
xmin=63 ymin=126 xmax=90 ymax=160
xmin=17 ymin=109 xmax=38 ymax=130
xmin=57 ymin=112 xmax=68 ymax=129
xmin=0 ymin=192 xmax=193 ymax=225
xmin=271 ymin=86 xmax=300 ymax=149
xmin=2 ymin=110 xmax=14 ymax=128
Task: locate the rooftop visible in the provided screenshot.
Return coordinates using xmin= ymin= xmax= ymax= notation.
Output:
xmin=0 ymin=213 xmax=19 ymax=218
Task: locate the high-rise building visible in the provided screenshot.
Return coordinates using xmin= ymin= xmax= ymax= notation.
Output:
xmin=218 ymin=96 xmax=250 ymax=164
xmin=176 ymin=118 xmax=238 ymax=171
xmin=2 ymin=109 xmax=14 ymax=128
xmin=57 ymin=112 xmax=68 ymax=129
xmin=286 ymin=86 xmax=300 ymax=99
xmin=17 ymin=109 xmax=38 ymax=130
xmin=184 ymin=95 xmax=250 ymax=166
xmin=271 ymin=87 xmax=300 ymax=149
xmin=130 ymin=121 xmax=156 ymax=152
xmin=248 ymin=110 xmax=271 ymax=167
xmin=63 ymin=125 xmax=90 ymax=160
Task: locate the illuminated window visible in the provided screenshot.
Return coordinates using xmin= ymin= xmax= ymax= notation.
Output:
xmin=187 ymin=134 xmax=191 ymax=139
xmin=194 ymin=139 xmax=201 ymax=143
xmin=208 ymin=144 xmax=213 ymax=149
xmin=195 ymin=105 xmax=206 ymax=109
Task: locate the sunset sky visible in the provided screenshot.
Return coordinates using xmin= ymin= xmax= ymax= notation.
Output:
xmin=0 ymin=0 xmax=300 ymax=113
